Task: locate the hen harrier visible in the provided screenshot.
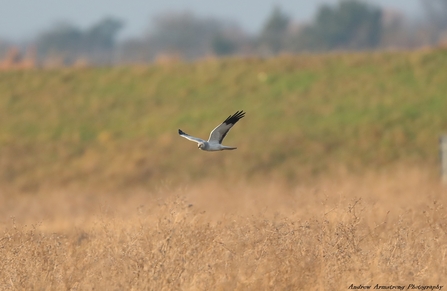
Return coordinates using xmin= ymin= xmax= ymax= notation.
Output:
xmin=178 ymin=110 xmax=245 ymax=151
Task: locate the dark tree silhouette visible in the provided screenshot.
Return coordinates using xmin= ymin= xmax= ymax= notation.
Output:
xmin=293 ymin=0 xmax=382 ymax=51
xmin=258 ymin=6 xmax=290 ymax=54
xmin=36 ymin=17 xmax=123 ymax=64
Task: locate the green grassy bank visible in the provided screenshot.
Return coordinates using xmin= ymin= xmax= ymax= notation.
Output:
xmin=1 ymin=49 xmax=447 ymax=192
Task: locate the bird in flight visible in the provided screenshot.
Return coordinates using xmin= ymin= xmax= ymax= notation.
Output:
xmin=178 ymin=110 xmax=245 ymax=151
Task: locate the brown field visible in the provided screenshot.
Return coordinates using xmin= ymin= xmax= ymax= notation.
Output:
xmin=1 ymin=167 xmax=446 ymax=290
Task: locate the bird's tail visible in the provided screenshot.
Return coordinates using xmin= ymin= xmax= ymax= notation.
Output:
xmin=222 ymin=146 xmax=237 ymax=150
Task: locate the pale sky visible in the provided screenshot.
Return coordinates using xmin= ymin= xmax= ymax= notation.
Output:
xmin=0 ymin=0 xmax=422 ymax=41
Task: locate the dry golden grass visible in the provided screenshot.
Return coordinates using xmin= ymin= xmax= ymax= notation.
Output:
xmin=1 ymin=168 xmax=446 ymax=290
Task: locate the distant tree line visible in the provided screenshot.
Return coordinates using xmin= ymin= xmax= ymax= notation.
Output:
xmin=35 ymin=17 xmax=123 ymax=65
xmin=3 ymin=0 xmax=447 ymax=65
xmin=118 ymin=12 xmax=251 ymax=63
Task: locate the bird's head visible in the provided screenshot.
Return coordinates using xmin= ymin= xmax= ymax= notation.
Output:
xmin=198 ymin=143 xmax=204 ymax=150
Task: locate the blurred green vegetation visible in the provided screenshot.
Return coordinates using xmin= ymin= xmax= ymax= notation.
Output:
xmin=1 ymin=49 xmax=447 ymax=192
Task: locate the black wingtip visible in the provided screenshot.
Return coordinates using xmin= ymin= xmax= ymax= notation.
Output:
xmin=178 ymin=129 xmax=185 ymax=135
xmin=223 ymin=110 xmax=246 ymax=125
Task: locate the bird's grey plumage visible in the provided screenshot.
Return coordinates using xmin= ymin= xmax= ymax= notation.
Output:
xmin=178 ymin=111 xmax=245 ymax=151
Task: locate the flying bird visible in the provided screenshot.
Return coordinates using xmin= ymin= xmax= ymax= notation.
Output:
xmin=178 ymin=110 xmax=245 ymax=151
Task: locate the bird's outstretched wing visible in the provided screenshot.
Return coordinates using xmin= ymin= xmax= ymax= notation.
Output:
xmin=178 ymin=129 xmax=205 ymax=144
xmin=208 ymin=110 xmax=245 ymax=144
